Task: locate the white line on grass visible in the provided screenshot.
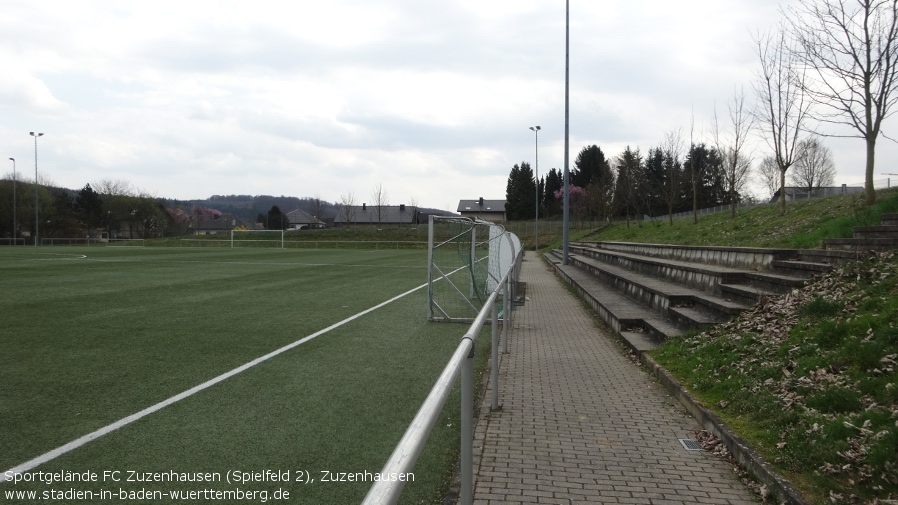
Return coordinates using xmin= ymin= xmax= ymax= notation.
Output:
xmin=0 ymin=281 xmax=429 ymax=482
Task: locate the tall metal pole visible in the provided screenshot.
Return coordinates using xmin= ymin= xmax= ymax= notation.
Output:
xmin=529 ymin=125 xmax=540 ymax=251
xmin=30 ymin=132 xmax=43 ymax=247
xmin=8 ymin=158 xmax=15 ymax=243
xmin=562 ymin=0 xmax=570 ymax=265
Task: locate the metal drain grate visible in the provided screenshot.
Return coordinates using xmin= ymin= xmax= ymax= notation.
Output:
xmin=678 ymin=439 xmax=703 ymax=451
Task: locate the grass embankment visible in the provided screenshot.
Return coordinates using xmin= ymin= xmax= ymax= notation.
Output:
xmin=589 ymin=190 xmax=898 ymax=504
xmin=597 ymin=188 xmax=898 ymax=249
xmin=655 ymin=255 xmax=898 ymax=504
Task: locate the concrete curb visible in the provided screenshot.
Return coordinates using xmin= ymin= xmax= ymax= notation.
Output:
xmin=638 ymin=352 xmax=812 ymax=505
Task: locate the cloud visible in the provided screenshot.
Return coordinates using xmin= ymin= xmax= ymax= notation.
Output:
xmin=0 ymin=0 xmax=892 ymax=209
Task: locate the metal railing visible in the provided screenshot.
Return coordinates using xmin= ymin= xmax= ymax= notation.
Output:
xmin=363 ymin=248 xmax=521 ymax=505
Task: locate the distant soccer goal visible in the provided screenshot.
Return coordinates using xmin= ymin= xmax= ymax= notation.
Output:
xmin=107 ymin=238 xmax=146 ymax=247
xmin=427 ymin=216 xmax=522 ymax=323
xmin=230 ymin=229 xmax=285 ymax=248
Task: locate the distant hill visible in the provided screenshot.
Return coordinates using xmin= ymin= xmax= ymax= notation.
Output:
xmin=158 ymin=195 xmax=456 ymax=224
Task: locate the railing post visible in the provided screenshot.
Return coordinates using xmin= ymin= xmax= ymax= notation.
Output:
xmin=503 ymin=275 xmax=510 ymax=354
xmin=491 ymin=298 xmax=500 ymax=412
xmin=460 ymin=346 xmax=474 ymax=505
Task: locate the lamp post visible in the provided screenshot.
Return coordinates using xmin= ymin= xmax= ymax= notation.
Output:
xmin=30 ymin=132 xmax=43 ymax=246
xmin=8 ymin=158 xmax=15 ymax=243
xmin=529 ymin=126 xmax=540 ymax=251
xmin=562 ymin=0 xmax=570 ymax=265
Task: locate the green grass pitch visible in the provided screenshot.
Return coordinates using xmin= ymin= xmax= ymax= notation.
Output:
xmin=0 ymin=246 xmax=486 ymax=504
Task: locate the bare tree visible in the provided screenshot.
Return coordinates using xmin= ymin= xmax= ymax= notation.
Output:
xmin=791 ymin=137 xmax=837 ymax=191
xmin=662 ymin=128 xmax=685 ymax=225
xmin=94 ymin=178 xmax=133 ymax=197
xmin=371 ymin=183 xmax=389 ymax=225
xmin=787 ymin=0 xmax=898 ymax=205
xmin=407 ymin=196 xmax=419 ymax=226
xmin=714 ymin=86 xmax=756 ymax=218
xmin=757 ymin=156 xmax=782 ymax=198
xmin=339 ymin=192 xmax=357 ymax=226
xmin=690 ymin=112 xmax=699 ymax=224
xmin=310 ymin=193 xmax=325 ymax=223
xmin=753 ymin=26 xmax=813 ymax=215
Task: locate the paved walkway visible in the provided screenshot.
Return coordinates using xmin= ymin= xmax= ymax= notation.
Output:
xmin=471 ymin=254 xmax=758 ymax=505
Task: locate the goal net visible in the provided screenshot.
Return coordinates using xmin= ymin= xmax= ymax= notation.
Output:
xmin=427 ymin=216 xmax=522 ymax=322
xmin=230 ymin=229 xmax=285 ymax=248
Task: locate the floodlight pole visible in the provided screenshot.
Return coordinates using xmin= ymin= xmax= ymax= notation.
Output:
xmin=30 ymin=132 xmax=43 ymax=247
xmin=562 ymin=0 xmax=570 ymax=265
xmin=529 ymin=125 xmax=540 ymax=251
xmin=8 ymin=158 xmax=15 ymax=243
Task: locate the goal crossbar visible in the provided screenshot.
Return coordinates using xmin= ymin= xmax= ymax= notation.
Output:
xmin=229 ymin=229 xmax=285 ymax=248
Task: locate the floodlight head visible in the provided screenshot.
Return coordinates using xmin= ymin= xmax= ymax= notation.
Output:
xmin=29 ymin=132 xmax=43 ymax=137
xmin=8 ymin=157 xmax=13 ymax=161
xmin=530 ymin=125 xmax=541 ymax=131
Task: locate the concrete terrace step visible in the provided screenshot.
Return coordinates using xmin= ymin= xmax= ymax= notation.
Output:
xmin=797 ymin=248 xmax=863 ymax=264
xmin=575 ymin=240 xmax=799 ymax=270
xmin=668 ymin=305 xmax=730 ymax=329
xmin=546 ymin=253 xmax=687 ymax=349
xmin=546 ymin=241 xmax=837 ymax=346
xmin=719 ymin=282 xmax=782 ymax=305
xmin=772 ymin=259 xmax=833 ymax=277
xmin=854 ymin=225 xmax=898 ymax=238
xmin=571 ymin=243 xmax=807 ymax=295
xmin=824 ymin=237 xmax=898 ymax=251
xmin=553 ymin=249 xmax=750 ymax=330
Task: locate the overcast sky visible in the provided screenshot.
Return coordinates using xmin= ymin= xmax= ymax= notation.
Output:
xmin=2 ymin=0 xmax=895 ymax=211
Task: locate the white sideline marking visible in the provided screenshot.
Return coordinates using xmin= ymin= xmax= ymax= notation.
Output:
xmin=0 ymin=282 xmax=428 ymax=482
xmin=32 ymin=254 xmax=87 ymax=261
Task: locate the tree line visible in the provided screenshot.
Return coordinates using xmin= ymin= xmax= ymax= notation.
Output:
xmin=507 ymin=143 xmax=736 ymax=224
xmin=506 ymin=137 xmax=835 ymax=224
xmin=0 ymin=178 xmax=174 ymax=240
xmin=0 ymin=177 xmax=333 ymax=240
xmin=0 ymin=175 xmax=418 ymax=240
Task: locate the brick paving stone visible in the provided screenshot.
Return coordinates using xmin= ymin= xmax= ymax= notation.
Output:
xmin=470 ymin=255 xmax=759 ymax=504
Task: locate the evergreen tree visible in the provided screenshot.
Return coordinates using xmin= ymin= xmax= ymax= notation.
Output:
xmin=571 ymin=145 xmax=611 ymax=188
xmin=75 ymin=184 xmax=104 ymax=230
xmin=543 ymin=168 xmax=563 ymax=217
xmin=662 ymin=148 xmax=684 ymax=222
xmin=267 ymin=205 xmax=288 ymax=230
xmin=571 ymin=145 xmax=615 ymax=220
xmin=611 ymin=147 xmax=643 ymax=223
xmin=643 ymin=147 xmax=667 ymax=220
xmin=683 ymin=144 xmax=726 ymax=211
xmin=504 ymin=162 xmax=536 ymax=221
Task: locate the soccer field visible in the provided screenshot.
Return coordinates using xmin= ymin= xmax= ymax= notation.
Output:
xmin=0 ymin=247 xmax=486 ymax=504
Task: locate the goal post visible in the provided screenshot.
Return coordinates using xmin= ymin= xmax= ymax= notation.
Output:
xmin=229 ymin=229 xmax=285 ymax=248
xmin=427 ymin=216 xmax=522 ymax=322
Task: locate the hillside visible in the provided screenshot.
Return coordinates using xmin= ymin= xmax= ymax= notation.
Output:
xmin=593 ymin=188 xmax=898 ymax=249
xmin=159 ymin=194 xmax=454 ymax=224
xmin=587 ymin=190 xmax=898 ymax=504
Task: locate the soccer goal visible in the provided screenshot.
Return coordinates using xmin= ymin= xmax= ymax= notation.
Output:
xmin=427 ymin=216 xmax=522 ymax=322
xmin=230 ymin=229 xmax=285 ymax=248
